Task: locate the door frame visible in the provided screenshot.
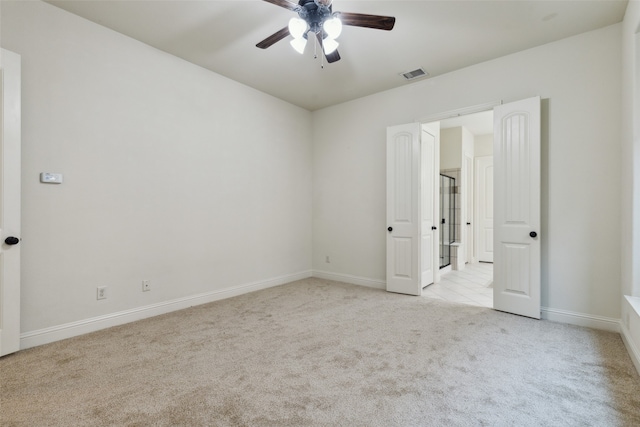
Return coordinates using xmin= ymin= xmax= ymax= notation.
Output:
xmin=417 ymin=98 xmax=541 ymax=319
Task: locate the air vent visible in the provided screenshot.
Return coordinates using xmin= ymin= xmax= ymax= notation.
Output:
xmin=400 ymin=67 xmax=429 ymax=81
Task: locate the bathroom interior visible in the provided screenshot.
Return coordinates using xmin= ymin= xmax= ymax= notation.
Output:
xmin=422 ymin=111 xmax=494 ymax=308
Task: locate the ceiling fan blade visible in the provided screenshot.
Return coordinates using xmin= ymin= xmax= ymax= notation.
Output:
xmin=325 ymin=49 xmax=341 ymax=64
xmin=256 ymin=27 xmax=290 ymax=49
xmin=338 ymin=12 xmax=396 ymax=31
xmin=262 ymin=0 xmax=299 ymax=12
xmin=316 ymin=32 xmax=341 ymax=64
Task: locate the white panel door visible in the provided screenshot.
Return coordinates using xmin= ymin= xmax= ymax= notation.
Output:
xmin=387 ymin=124 xmax=421 ymax=295
xmin=493 ymin=97 xmax=541 ymax=319
xmin=476 ymin=155 xmax=494 ymax=262
xmin=464 ymin=153 xmax=474 ymax=264
xmin=420 ymin=129 xmax=436 ymax=287
xmin=0 ymin=49 xmax=22 ymax=356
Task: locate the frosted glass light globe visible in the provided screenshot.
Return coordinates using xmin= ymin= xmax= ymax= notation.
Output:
xmin=324 ymin=17 xmax=342 ymax=39
xmin=288 ymin=18 xmax=308 ymax=39
xmin=290 ymin=37 xmax=307 ymax=54
xmin=323 ymin=37 xmax=339 ymax=55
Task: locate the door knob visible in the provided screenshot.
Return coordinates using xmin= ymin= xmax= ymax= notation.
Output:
xmin=431 ymin=226 xmax=437 ymax=230
xmin=387 ymin=227 xmax=393 ymax=232
xmin=467 ymin=222 xmax=471 ymax=225
xmin=4 ymin=236 xmax=19 ymax=245
xmin=529 ymin=231 xmax=537 ymax=238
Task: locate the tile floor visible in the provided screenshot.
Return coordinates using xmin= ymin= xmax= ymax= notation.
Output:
xmin=422 ymin=262 xmax=493 ymax=308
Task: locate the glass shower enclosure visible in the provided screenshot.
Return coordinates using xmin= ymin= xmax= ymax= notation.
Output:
xmin=440 ymin=174 xmax=456 ymax=269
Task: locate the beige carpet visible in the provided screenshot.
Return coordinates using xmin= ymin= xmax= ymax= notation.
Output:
xmin=1 ymin=278 xmax=639 ymax=426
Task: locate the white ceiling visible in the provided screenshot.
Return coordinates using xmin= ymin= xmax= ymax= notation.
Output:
xmin=45 ymin=0 xmax=628 ymax=111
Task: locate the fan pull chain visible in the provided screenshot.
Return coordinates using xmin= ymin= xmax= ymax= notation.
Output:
xmin=311 ymin=33 xmax=325 ymax=69
xmin=313 ymin=34 xmax=318 ymax=60
xmin=318 ymin=33 xmax=325 ymax=69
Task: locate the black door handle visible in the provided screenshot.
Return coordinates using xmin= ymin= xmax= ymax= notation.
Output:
xmin=467 ymin=222 xmax=471 ymax=225
xmin=432 ymin=226 xmax=437 ymax=230
xmin=529 ymin=231 xmax=537 ymax=238
xmin=387 ymin=227 xmax=393 ymax=232
xmin=4 ymin=236 xmax=19 ymax=245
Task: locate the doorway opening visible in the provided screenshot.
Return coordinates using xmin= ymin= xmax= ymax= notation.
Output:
xmin=387 ymin=97 xmax=540 ymax=318
xmin=423 ymin=110 xmax=494 ymax=308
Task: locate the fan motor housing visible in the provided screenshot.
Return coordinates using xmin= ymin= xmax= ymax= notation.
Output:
xmin=297 ymin=0 xmax=333 ymax=33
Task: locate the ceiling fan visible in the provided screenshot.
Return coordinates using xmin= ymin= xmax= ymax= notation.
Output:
xmin=257 ymin=0 xmax=395 ymax=64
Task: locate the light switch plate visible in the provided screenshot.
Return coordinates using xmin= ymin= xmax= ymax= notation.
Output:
xmin=40 ymin=172 xmax=63 ymax=184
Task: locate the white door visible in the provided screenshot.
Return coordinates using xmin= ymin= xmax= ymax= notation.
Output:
xmin=476 ymin=155 xmax=494 ymax=262
xmin=464 ymin=153 xmax=474 ymax=264
xmin=493 ymin=97 xmax=541 ymax=319
xmin=420 ymin=129 xmax=436 ymax=287
xmin=386 ymin=123 xmax=421 ymax=295
xmin=0 ymin=49 xmax=22 ymax=356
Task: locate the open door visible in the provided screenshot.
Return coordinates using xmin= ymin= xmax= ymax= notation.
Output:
xmin=387 ymin=124 xmax=421 ymax=295
xmin=493 ymin=97 xmax=541 ymax=319
xmin=476 ymin=155 xmax=494 ymax=262
xmin=464 ymin=153 xmax=474 ymax=264
xmin=0 ymin=49 xmax=22 ymax=356
xmin=420 ymin=128 xmax=437 ymax=288
xmin=386 ymin=123 xmax=437 ymax=295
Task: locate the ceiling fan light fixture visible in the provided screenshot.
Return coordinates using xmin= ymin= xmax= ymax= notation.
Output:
xmin=259 ymin=0 xmax=396 ymax=65
xmin=323 ymin=37 xmax=339 ymax=55
xmin=290 ymin=37 xmax=307 ymax=54
xmin=288 ymin=17 xmax=308 ymax=39
xmin=324 ymin=16 xmax=342 ymax=39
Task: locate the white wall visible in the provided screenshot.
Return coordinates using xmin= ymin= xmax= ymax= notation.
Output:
xmin=620 ymin=0 xmax=640 ymax=373
xmin=313 ymin=24 xmax=622 ymax=320
xmin=474 ymin=134 xmax=493 ymax=157
xmin=622 ymin=0 xmax=640 ymax=299
xmin=440 ymin=128 xmax=462 ymax=170
xmin=1 ymin=1 xmax=313 ymax=336
xmin=0 ymin=0 xmax=629 ymax=349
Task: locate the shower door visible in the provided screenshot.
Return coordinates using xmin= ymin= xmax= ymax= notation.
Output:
xmin=439 ymin=174 xmax=455 ymax=269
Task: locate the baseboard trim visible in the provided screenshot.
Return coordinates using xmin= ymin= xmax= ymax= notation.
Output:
xmin=309 ymin=275 xmax=623 ymax=335
xmin=540 ymin=306 xmax=620 ymax=332
xmin=20 ymin=270 xmax=313 ymax=350
xmin=312 ymin=270 xmax=386 ymax=290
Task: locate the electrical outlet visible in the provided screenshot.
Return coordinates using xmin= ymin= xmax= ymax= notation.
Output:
xmin=97 ymin=286 xmax=107 ymax=300
xmin=142 ymin=280 xmax=151 ymax=292
xmin=325 ymin=256 xmax=330 ymax=263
